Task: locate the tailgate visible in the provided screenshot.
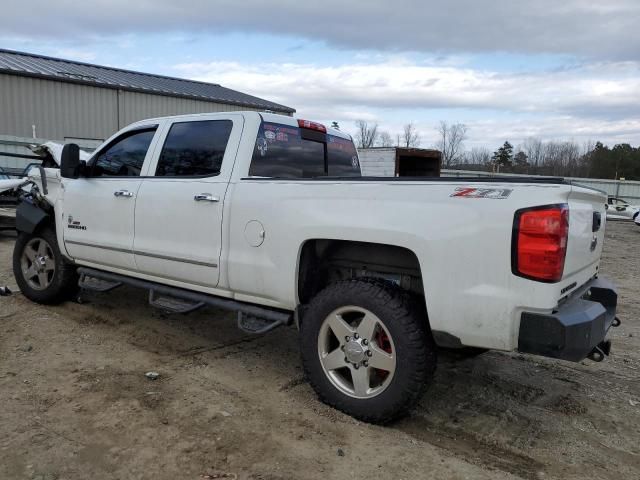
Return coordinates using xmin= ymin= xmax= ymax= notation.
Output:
xmin=564 ymin=185 xmax=607 ymax=278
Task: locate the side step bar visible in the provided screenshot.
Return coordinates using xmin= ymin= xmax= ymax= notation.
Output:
xmin=77 ymin=267 xmax=292 ymax=332
xmin=148 ymin=290 xmax=205 ymax=314
xmin=79 ymin=275 xmax=122 ymax=292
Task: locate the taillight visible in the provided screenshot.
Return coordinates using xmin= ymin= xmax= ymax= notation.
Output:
xmin=297 ymin=119 xmax=327 ymax=133
xmin=512 ymin=204 xmax=569 ymax=282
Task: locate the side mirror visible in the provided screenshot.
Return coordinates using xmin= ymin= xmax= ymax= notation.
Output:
xmin=60 ymin=143 xmax=83 ymax=179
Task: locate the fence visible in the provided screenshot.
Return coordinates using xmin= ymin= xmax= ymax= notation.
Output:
xmin=442 ymin=169 xmax=640 ymax=201
xmin=0 ymin=135 xmax=98 ymax=176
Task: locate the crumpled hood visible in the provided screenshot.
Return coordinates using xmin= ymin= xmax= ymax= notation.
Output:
xmin=28 ymin=141 xmax=91 ymax=166
xmin=0 ymin=178 xmax=26 ymax=194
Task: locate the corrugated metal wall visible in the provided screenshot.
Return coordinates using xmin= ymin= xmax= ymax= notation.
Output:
xmin=0 ymin=74 xmax=118 ymax=141
xmin=117 ymin=90 xmax=253 ymax=127
xmin=0 ymin=73 xmax=276 ymax=144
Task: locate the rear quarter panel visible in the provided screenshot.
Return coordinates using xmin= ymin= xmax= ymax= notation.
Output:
xmin=225 ymin=179 xmax=580 ymax=351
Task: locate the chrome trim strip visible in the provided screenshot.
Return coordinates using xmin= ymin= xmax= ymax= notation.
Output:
xmin=66 ymin=240 xmax=131 ymax=254
xmin=134 ymin=250 xmax=218 ymax=268
xmin=65 ymin=240 xmax=218 ymax=268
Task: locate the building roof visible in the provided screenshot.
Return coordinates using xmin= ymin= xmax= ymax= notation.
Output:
xmin=0 ymin=48 xmax=295 ymax=114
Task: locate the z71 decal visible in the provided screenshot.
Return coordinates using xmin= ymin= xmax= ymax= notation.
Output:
xmin=450 ymin=187 xmax=513 ymax=199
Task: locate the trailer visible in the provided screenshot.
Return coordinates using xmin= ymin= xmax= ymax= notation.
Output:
xmin=357 ymin=147 xmax=442 ymax=177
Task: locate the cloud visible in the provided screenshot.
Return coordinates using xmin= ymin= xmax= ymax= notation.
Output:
xmin=1 ymin=1 xmax=637 ymax=146
xmin=173 ymin=59 xmax=640 ymax=118
xmin=464 ymin=116 xmax=640 ymax=148
xmin=172 ymin=58 xmax=640 ymax=146
xmin=1 ymin=0 xmax=639 ymax=59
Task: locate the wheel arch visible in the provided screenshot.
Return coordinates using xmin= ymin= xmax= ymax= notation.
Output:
xmin=296 ymin=238 xmax=426 ymax=309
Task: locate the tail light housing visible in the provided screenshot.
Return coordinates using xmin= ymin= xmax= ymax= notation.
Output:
xmin=512 ymin=204 xmax=569 ymax=282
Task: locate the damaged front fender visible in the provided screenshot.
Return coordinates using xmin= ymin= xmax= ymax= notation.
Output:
xmin=15 ymin=200 xmax=49 ymax=234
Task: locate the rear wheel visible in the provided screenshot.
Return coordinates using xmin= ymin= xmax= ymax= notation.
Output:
xmin=300 ymin=278 xmax=436 ymax=423
xmin=13 ymin=227 xmax=78 ymax=304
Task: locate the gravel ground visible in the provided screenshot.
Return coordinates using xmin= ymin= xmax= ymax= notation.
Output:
xmin=0 ymin=221 xmax=638 ymax=480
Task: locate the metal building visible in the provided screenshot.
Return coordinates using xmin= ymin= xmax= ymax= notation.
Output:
xmin=0 ymin=48 xmax=295 ymax=148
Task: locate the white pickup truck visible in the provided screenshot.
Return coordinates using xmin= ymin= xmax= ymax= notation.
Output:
xmin=11 ymin=111 xmax=619 ymax=423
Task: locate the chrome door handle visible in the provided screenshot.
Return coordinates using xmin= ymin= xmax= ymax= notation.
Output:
xmin=114 ymin=190 xmax=134 ymax=198
xmin=194 ymin=193 xmax=220 ymax=202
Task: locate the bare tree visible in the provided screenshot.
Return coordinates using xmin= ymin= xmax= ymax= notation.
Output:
xmin=435 ymin=121 xmax=468 ymax=167
xmin=542 ymin=141 xmax=582 ymax=176
xmin=466 ymin=147 xmax=491 ymax=165
xmin=580 ymin=139 xmax=596 ymax=177
xmin=401 ymin=122 xmax=420 ymax=148
xmin=520 ymin=137 xmax=544 ymax=170
xmin=354 ymin=120 xmax=379 ymax=149
xmin=377 ymin=131 xmax=394 ymax=147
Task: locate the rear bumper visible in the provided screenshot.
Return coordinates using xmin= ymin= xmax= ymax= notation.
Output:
xmin=518 ymin=276 xmax=617 ymax=362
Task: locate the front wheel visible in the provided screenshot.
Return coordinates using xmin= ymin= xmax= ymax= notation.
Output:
xmin=300 ymin=278 xmax=436 ymax=423
xmin=13 ymin=227 xmax=78 ymax=304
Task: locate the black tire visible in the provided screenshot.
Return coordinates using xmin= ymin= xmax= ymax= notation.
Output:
xmin=13 ymin=226 xmax=78 ymax=304
xmin=300 ymin=278 xmax=436 ymax=424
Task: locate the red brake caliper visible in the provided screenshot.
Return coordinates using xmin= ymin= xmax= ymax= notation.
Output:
xmin=374 ymin=329 xmax=392 ymax=379
xmin=376 ymin=330 xmax=392 ymax=353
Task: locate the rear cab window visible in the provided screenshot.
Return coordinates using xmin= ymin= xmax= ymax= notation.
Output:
xmin=249 ymin=121 xmax=360 ymax=178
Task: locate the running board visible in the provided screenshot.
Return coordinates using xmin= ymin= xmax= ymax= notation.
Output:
xmin=237 ymin=312 xmax=288 ymax=334
xmin=149 ymin=290 xmax=205 ymax=314
xmin=76 ymin=267 xmax=293 ymax=330
xmin=78 ymin=274 xmax=122 ymax=292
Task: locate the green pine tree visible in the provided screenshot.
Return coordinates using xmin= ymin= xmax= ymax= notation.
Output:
xmin=492 ymin=141 xmax=514 ymax=170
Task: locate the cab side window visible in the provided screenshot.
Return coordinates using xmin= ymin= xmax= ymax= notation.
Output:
xmin=91 ymin=128 xmax=157 ymax=177
xmin=155 ymin=120 xmax=233 ymax=177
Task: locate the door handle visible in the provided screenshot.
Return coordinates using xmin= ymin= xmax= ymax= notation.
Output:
xmin=194 ymin=193 xmax=220 ymax=202
xmin=114 ymin=190 xmax=134 ymax=198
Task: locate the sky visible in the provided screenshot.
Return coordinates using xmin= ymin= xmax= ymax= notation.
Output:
xmin=1 ymin=0 xmax=639 ymax=150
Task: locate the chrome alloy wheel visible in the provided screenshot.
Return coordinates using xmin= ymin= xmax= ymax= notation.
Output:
xmin=20 ymin=237 xmax=56 ymax=291
xmin=317 ymin=306 xmax=396 ymax=399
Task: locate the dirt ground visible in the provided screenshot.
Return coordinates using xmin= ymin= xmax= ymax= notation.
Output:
xmin=0 ymin=221 xmax=638 ymax=480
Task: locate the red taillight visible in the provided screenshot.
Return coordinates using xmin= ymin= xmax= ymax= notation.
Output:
xmin=297 ymin=119 xmax=327 ymax=133
xmin=513 ymin=205 xmax=569 ymax=282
